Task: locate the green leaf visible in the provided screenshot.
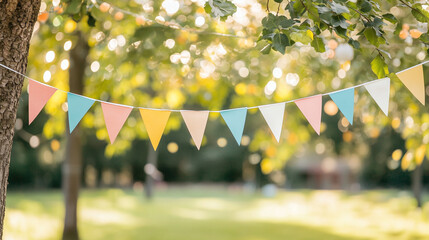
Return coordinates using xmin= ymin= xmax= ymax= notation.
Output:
xmin=293 ymin=1 xmax=306 ymax=16
xmin=331 ymin=15 xmax=349 ymax=29
xmin=66 ymin=0 xmax=82 ymax=14
xmin=272 ymin=33 xmax=289 ymax=54
xmin=360 ymin=0 xmax=372 ymax=13
xmin=262 ymin=13 xmax=295 ymax=30
xmin=348 ymin=39 xmax=360 ymax=49
xmin=334 ymin=26 xmax=348 ymax=39
xmin=364 ymin=28 xmax=378 ymax=46
xmin=411 ymin=5 xmax=429 ymax=23
xmin=204 ymin=0 xmax=237 ymax=20
xmin=261 ymin=44 xmax=272 ymax=54
xmin=419 ymin=33 xmax=429 ymax=43
xmin=290 ymin=30 xmax=313 ymax=45
xmin=330 ymin=2 xmax=349 ymax=14
xmin=371 ymin=55 xmax=389 ymax=78
xmin=382 ymin=13 xmax=397 ymax=24
xmin=311 ymin=36 xmax=325 ymax=52
xmin=274 ymin=0 xmax=283 ymax=3
xmin=306 ymin=1 xmax=320 ymax=22
xmin=87 ymin=12 xmax=96 ymax=27
xmin=286 ymin=1 xmax=298 ymax=19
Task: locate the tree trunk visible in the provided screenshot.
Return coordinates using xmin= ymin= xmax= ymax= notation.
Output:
xmin=144 ymin=144 xmax=158 ymax=200
xmin=62 ymin=31 xmax=89 ymax=240
xmin=0 ymin=0 xmax=41 ymax=237
xmin=412 ymin=161 xmax=423 ymax=208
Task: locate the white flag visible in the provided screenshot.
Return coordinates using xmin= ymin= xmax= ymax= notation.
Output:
xmin=364 ymin=78 xmax=390 ymax=116
xmin=259 ymin=102 xmax=286 ymax=142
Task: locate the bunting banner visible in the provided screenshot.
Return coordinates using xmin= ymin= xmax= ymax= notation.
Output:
xmin=329 ymin=88 xmax=355 ymax=125
xmin=101 ymin=102 xmax=133 ymax=144
xmin=28 ymin=79 xmax=57 ymax=124
xmin=67 ymin=93 xmax=95 ymax=133
xmin=396 ymin=64 xmax=425 ymax=105
xmin=295 ymin=95 xmax=322 ymax=135
xmin=220 ymin=108 xmax=247 ymax=145
xmin=259 ymin=103 xmax=285 ymax=142
xmin=181 ymin=110 xmax=209 ymax=150
xmin=139 ymin=109 xmax=171 ymax=151
xmin=0 ymin=61 xmax=427 ymax=151
xmin=364 ymin=78 xmax=390 ymax=116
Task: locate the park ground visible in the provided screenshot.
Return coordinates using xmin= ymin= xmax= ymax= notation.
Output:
xmin=3 ymin=186 xmax=429 ymax=240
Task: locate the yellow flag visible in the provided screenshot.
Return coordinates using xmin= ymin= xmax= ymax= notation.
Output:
xmin=139 ymin=109 xmax=171 ymax=151
xmin=396 ymin=65 xmax=425 ymax=105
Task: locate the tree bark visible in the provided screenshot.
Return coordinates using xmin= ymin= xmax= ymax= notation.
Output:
xmin=62 ymin=31 xmax=89 ymax=240
xmin=0 ymin=0 xmax=41 ymax=237
xmin=412 ymin=161 xmax=423 ymax=208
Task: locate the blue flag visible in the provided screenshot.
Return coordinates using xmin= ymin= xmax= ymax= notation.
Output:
xmin=329 ymin=88 xmax=355 ymax=125
xmin=220 ymin=108 xmax=247 ymax=145
xmin=67 ymin=93 xmax=95 ymax=133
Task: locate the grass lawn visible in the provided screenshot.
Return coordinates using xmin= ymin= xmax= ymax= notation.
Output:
xmin=3 ymin=186 xmax=429 ymax=240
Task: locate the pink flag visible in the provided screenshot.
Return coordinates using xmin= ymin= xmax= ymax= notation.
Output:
xmin=294 ymin=95 xmax=322 ymax=135
xmin=180 ymin=111 xmax=210 ymax=150
xmin=101 ymin=102 xmax=133 ymax=144
xmin=28 ymin=79 xmax=57 ymax=124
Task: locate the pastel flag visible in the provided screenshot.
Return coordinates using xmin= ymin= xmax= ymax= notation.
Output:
xmin=329 ymin=88 xmax=355 ymax=125
xmin=220 ymin=108 xmax=247 ymax=145
xmin=180 ymin=111 xmax=209 ymax=150
xmin=258 ymin=103 xmax=285 ymax=142
xmin=396 ymin=64 xmax=425 ymax=105
xmin=28 ymin=80 xmax=57 ymax=124
xmin=139 ymin=109 xmax=171 ymax=151
xmin=295 ymin=95 xmax=322 ymax=135
xmin=67 ymin=93 xmax=95 ymax=133
xmin=364 ymin=78 xmax=390 ymax=116
xmin=101 ymin=102 xmax=133 ymax=144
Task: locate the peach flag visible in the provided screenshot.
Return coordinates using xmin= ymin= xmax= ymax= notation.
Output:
xmin=180 ymin=111 xmax=209 ymax=150
xmin=28 ymin=79 xmax=57 ymax=124
xmin=294 ymin=95 xmax=322 ymax=135
xmin=139 ymin=109 xmax=171 ymax=151
xmin=101 ymin=102 xmax=133 ymax=144
xmin=396 ymin=64 xmax=425 ymax=105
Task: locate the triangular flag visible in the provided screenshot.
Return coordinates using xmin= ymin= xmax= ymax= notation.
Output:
xmin=258 ymin=103 xmax=285 ymax=142
xmin=139 ymin=109 xmax=171 ymax=151
xmin=364 ymin=78 xmax=390 ymax=116
xmin=101 ymin=102 xmax=133 ymax=144
xmin=329 ymin=88 xmax=355 ymax=125
xmin=295 ymin=95 xmax=322 ymax=135
xmin=396 ymin=64 xmax=425 ymax=105
xmin=67 ymin=93 xmax=95 ymax=133
xmin=180 ymin=111 xmax=209 ymax=150
xmin=28 ymin=80 xmax=57 ymax=124
xmin=220 ymin=108 xmax=247 ymax=145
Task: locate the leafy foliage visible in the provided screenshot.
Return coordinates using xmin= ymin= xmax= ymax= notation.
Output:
xmin=219 ymin=0 xmax=428 ymax=79
xmin=204 ymin=0 xmax=237 ymax=20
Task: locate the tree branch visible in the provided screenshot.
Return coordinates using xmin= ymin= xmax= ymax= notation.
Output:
xmin=298 ymin=0 xmax=319 ymax=20
xmin=349 ymin=6 xmax=371 ymax=23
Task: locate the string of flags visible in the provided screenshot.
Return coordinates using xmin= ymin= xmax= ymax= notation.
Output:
xmin=1 ymin=61 xmax=427 ymax=151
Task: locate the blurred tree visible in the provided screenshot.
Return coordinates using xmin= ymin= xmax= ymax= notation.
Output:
xmin=62 ymin=31 xmax=89 ymax=240
xmin=0 ymin=0 xmax=42 ymax=237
